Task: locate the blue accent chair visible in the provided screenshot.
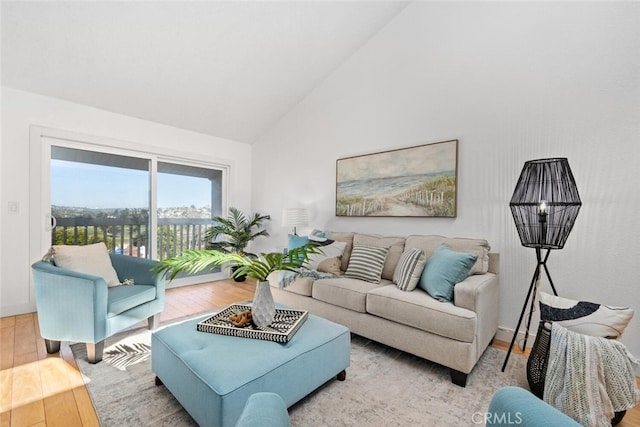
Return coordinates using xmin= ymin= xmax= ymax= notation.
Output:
xmin=487 ymin=386 xmax=581 ymax=426
xmin=31 ymin=254 xmax=165 ymax=363
xmin=235 ymin=393 xmax=291 ymax=427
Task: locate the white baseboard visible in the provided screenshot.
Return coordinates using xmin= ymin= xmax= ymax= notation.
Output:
xmin=495 ymin=325 xmax=537 ymax=350
xmin=0 ymin=301 xmax=37 ymax=317
xmin=165 ymin=271 xmax=227 ymax=288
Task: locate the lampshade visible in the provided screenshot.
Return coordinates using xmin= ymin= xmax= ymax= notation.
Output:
xmin=510 ymin=158 xmax=581 ymax=250
xmin=281 ymin=208 xmax=309 ymax=228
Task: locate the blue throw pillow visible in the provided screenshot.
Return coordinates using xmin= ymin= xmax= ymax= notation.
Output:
xmin=419 ymin=244 xmax=477 ymax=302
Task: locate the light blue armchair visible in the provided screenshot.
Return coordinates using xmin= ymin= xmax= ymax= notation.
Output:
xmin=235 ymin=393 xmax=291 ymax=427
xmin=487 ymin=387 xmax=581 ymax=426
xmin=31 ymin=254 xmax=165 ymax=363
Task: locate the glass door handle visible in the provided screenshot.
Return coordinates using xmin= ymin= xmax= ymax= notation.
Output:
xmin=45 ymin=213 xmax=57 ymax=232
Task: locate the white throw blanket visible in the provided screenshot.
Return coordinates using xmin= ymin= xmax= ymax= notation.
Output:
xmin=544 ymin=322 xmax=640 ymax=426
xmin=277 ymin=268 xmax=337 ymax=288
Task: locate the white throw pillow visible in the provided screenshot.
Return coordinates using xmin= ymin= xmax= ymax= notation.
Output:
xmin=307 ymin=240 xmax=347 ymax=271
xmin=52 ymin=243 xmax=121 ymax=287
xmin=539 ymin=291 xmax=634 ymax=338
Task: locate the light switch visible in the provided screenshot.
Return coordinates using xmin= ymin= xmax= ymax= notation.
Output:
xmin=8 ymin=201 xmax=19 ymax=214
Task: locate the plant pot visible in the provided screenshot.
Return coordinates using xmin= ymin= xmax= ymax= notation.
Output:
xmin=230 ymin=265 xmax=246 ymax=282
xmin=252 ymin=280 xmax=276 ymax=328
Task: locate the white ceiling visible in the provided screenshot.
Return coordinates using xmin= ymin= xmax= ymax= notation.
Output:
xmin=1 ymin=1 xmax=408 ymax=144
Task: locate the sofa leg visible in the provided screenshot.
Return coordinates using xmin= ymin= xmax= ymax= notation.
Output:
xmin=87 ymin=341 xmax=104 ymax=364
xmin=148 ymin=314 xmax=160 ymax=330
xmin=450 ymin=369 xmax=468 ymax=387
xmin=44 ymin=339 xmax=61 ymax=354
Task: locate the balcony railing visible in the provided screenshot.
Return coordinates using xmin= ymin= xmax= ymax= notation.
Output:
xmin=52 ymin=217 xmax=214 ymax=260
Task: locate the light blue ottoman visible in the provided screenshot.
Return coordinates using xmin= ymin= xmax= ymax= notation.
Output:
xmin=152 ymin=312 xmax=351 ymax=427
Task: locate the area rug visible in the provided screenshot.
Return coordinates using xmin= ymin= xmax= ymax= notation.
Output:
xmin=71 ymin=318 xmax=528 ymax=426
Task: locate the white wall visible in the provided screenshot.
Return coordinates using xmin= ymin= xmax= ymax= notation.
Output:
xmin=0 ymin=87 xmax=252 ymax=316
xmin=252 ymin=2 xmax=640 ymax=355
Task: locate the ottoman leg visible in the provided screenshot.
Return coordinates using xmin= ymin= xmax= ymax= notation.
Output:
xmin=337 ymin=370 xmax=347 ymax=381
xmin=155 ymin=376 xmax=164 ymax=386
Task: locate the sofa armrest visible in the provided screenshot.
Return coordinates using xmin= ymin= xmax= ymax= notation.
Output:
xmin=488 ymin=252 xmax=499 ymax=274
xmin=454 ymin=273 xmax=498 ymax=313
xmin=455 ymin=272 xmax=499 ymax=354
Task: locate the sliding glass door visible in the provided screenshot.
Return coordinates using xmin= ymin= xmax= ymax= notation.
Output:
xmin=50 ymin=146 xmax=151 ymax=256
xmin=156 ymin=161 xmax=222 ymax=260
xmin=42 ymin=137 xmax=225 ymax=270
xmin=29 ymin=127 xmax=231 ymax=297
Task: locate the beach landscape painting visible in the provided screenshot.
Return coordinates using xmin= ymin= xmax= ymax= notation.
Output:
xmin=336 ymin=140 xmax=458 ymax=217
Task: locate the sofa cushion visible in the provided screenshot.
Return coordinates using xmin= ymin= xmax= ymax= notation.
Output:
xmin=418 ymin=244 xmax=477 ymax=302
xmin=344 ymin=245 xmax=389 ymax=283
xmin=393 ymin=248 xmax=427 ymax=291
xmin=269 ymin=275 xmax=315 ymax=297
xmin=366 ymin=285 xmax=477 ymax=343
xmin=312 ymin=277 xmax=390 ymax=313
xmin=107 ymin=284 xmax=156 ymax=317
xmin=352 ymin=234 xmax=405 ymax=280
xmin=404 ymin=235 xmax=490 ymax=275
xmin=330 ymin=232 xmax=355 ymax=272
xmin=52 ymin=242 xmax=121 ymax=287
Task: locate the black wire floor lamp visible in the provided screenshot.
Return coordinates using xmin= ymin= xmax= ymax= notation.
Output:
xmin=501 ymin=158 xmax=582 ymax=371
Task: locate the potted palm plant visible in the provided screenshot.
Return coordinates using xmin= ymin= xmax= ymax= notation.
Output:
xmin=205 ymin=207 xmax=271 ymax=281
xmin=153 ymin=245 xmax=320 ymax=328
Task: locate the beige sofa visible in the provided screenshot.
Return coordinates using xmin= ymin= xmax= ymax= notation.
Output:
xmin=268 ymin=232 xmax=499 ymax=387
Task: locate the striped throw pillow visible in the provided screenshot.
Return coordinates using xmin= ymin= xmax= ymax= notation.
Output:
xmin=393 ymin=248 xmax=427 ymax=291
xmin=344 ymin=245 xmax=389 ymax=283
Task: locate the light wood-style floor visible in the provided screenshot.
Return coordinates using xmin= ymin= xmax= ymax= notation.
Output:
xmin=1 ymin=279 xmax=638 ymax=426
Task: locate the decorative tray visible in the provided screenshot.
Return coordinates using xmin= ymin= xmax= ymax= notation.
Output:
xmin=196 ymin=304 xmax=308 ymax=343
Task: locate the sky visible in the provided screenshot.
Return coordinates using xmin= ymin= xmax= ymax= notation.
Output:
xmin=51 ymin=160 xmax=212 ymax=209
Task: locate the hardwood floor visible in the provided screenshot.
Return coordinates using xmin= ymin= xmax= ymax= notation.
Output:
xmin=0 ymin=279 xmax=255 ymax=427
xmin=1 ymin=279 xmax=638 ymax=426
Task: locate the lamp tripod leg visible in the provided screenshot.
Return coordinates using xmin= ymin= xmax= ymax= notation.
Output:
xmin=501 ymin=265 xmax=540 ymax=372
xmin=542 ymin=262 xmax=558 ymax=296
xmin=521 ymin=268 xmax=541 ymax=351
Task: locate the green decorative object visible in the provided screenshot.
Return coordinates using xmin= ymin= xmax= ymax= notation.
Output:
xmin=205 ymin=207 xmax=270 ymax=256
xmin=153 ymin=244 xmax=320 ymax=327
xmin=205 ymin=207 xmax=271 ymax=282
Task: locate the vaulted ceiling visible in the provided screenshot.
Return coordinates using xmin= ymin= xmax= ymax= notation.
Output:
xmin=1 ymin=1 xmax=408 ymax=143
